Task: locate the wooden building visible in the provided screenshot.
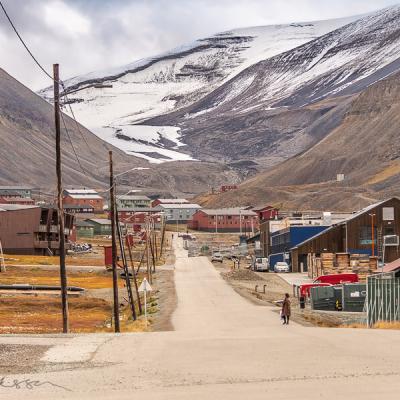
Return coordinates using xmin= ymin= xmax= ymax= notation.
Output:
xmin=290 ymin=198 xmax=400 ymax=272
xmin=0 ymin=205 xmax=74 ymax=255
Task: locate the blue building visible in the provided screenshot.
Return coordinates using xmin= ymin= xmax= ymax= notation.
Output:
xmin=269 ymin=226 xmax=328 ymax=270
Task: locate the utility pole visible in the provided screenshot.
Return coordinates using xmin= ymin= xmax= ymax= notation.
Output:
xmin=54 ymin=64 xmax=69 ymax=333
xmin=109 ymin=151 xmax=120 ymax=333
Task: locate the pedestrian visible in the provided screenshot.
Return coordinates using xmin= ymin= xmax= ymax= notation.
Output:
xmin=281 ymin=293 xmax=291 ymax=325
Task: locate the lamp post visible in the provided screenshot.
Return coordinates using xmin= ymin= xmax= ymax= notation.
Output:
xmin=369 ymin=213 xmax=376 ymax=257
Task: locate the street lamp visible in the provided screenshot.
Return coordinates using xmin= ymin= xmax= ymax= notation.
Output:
xmin=369 ymin=213 xmax=376 ymax=257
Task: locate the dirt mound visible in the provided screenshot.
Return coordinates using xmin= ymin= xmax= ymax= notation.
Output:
xmin=222 ymin=269 xmax=264 ymax=281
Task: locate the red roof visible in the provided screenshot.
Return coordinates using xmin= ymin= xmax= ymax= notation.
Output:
xmin=380 ymin=258 xmax=400 ymax=273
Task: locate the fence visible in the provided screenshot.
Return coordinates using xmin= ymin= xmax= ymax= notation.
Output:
xmin=366 ymin=274 xmax=400 ymax=327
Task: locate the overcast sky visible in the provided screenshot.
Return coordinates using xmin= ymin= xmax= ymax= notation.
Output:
xmin=0 ymin=0 xmax=397 ymax=90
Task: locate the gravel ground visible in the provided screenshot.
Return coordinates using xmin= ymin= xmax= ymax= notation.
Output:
xmin=0 ymin=344 xmax=49 ymax=374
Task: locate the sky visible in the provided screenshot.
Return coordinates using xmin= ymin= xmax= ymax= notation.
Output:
xmin=0 ymin=0 xmax=397 ymax=90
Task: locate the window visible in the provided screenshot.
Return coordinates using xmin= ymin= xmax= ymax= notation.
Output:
xmin=359 ymin=226 xmax=377 ymax=245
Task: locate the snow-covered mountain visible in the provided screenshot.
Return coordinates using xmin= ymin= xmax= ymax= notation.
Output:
xmin=147 ymin=5 xmax=400 ymax=165
xmin=40 ymin=15 xmax=358 ymax=163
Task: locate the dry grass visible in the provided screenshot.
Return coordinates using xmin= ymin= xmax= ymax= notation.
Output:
xmin=0 ymin=296 xmax=112 ymax=334
xmin=0 ymin=293 xmax=151 ymax=334
xmin=0 ymin=266 xmax=122 ymax=289
xmin=366 ymin=162 xmax=400 ymax=185
xmin=373 ymin=321 xmax=400 ymax=329
xmin=341 ymin=321 xmax=400 ymax=330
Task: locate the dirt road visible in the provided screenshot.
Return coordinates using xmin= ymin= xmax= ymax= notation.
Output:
xmin=1 ymin=238 xmax=400 ymax=399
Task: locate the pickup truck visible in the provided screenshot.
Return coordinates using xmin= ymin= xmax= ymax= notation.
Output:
xmin=300 ymin=273 xmax=359 ymax=297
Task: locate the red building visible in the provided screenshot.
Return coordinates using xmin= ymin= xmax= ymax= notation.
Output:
xmin=188 ymin=208 xmax=259 ymax=233
xmin=253 ymin=205 xmax=279 ymax=221
xmin=63 ymin=189 xmax=104 ymax=213
xmin=109 ymin=208 xmax=161 ymax=231
xmin=220 ymin=185 xmax=238 ymax=193
xmin=0 ymin=196 xmax=35 ymax=205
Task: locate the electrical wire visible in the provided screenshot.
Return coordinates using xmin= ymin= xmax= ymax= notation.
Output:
xmin=0 ymin=0 xmax=53 ymax=81
xmin=60 ymin=111 xmax=88 ymax=176
xmin=0 ymin=0 xmax=91 ymax=151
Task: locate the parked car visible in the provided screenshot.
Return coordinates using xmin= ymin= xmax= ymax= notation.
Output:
xmin=252 ymin=257 xmax=269 ymax=272
xmin=211 ymin=253 xmax=224 ymax=263
xmin=274 ymin=261 xmax=290 ymax=273
xmin=314 ymin=273 xmax=358 ymax=285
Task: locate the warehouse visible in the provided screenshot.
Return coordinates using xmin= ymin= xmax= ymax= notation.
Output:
xmin=269 ymin=225 xmax=329 ymax=270
xmin=290 ymin=197 xmax=400 ymax=272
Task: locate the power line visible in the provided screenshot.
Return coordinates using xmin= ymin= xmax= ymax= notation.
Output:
xmin=0 ymin=0 xmax=53 ymax=81
xmin=0 ymin=0 xmax=91 ymax=152
xmin=60 ymin=111 xmax=88 ymax=176
xmin=60 ymin=84 xmax=90 ymax=149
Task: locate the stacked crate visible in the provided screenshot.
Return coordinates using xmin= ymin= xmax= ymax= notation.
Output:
xmin=321 ymin=252 xmax=335 ymax=275
xmin=336 ymin=253 xmax=350 ymax=274
xmin=355 ymin=258 xmax=370 ymax=282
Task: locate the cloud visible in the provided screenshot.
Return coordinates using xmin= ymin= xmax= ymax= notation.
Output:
xmin=0 ymin=0 xmax=397 ymax=90
xmin=43 ymin=1 xmax=91 ymax=37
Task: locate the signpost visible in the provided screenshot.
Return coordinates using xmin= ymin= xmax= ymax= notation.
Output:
xmin=138 ymin=278 xmax=153 ymax=326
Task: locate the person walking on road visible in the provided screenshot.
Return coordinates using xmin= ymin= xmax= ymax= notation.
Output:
xmin=281 ymin=293 xmax=291 ymax=325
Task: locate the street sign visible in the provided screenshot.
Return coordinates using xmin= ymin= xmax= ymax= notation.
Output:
xmin=139 ymin=278 xmax=152 ymax=292
xmin=138 ymin=278 xmax=152 ymax=326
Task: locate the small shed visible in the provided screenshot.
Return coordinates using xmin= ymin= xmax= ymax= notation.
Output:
xmin=75 ymin=220 xmax=95 ymax=238
xmin=85 ymin=218 xmax=111 ymax=235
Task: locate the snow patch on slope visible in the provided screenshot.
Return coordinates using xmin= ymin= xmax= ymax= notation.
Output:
xmin=41 ymin=15 xmax=361 ymax=162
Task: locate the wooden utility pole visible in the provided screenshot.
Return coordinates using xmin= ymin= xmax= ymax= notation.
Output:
xmin=54 ymin=64 xmax=69 ymax=333
xmin=146 ymin=215 xmax=152 ymax=283
xmin=109 ymin=151 xmax=120 ymax=333
xmin=126 ymin=239 xmax=142 ymax=314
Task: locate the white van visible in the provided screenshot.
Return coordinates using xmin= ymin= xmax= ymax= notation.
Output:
xmin=252 ymin=257 xmax=269 ymax=272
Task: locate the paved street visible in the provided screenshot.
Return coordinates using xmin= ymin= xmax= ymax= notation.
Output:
xmin=1 ymin=238 xmax=400 ymax=399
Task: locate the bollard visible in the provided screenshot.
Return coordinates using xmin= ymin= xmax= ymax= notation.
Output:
xmin=293 ymin=284 xmax=297 ymax=298
xmin=263 ymin=285 xmax=267 ymax=294
xmin=255 ymin=285 xmax=258 ymax=293
xmin=299 ymin=296 xmax=305 ymax=309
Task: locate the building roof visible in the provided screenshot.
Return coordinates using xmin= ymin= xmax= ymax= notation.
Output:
xmin=0 ymin=204 xmax=39 ymax=211
xmin=75 ymin=220 xmax=94 ymax=227
xmin=380 ymin=258 xmax=400 ymax=274
xmin=199 ymin=208 xmax=257 ymax=216
xmin=157 ymin=203 xmax=201 ymax=210
xmin=85 ymin=218 xmax=111 ymax=225
xmin=117 ymin=195 xmax=151 ymax=201
xmin=67 ymin=194 xmax=103 ymax=200
xmin=64 ymin=189 xmax=99 ymax=195
xmin=155 ymin=198 xmax=189 ymax=204
xmin=0 ymin=186 xmax=33 ymax=190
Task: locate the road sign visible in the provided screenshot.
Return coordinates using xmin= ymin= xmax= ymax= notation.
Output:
xmin=138 ymin=278 xmax=152 ymax=326
xmin=139 ymin=278 xmax=152 ymax=292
